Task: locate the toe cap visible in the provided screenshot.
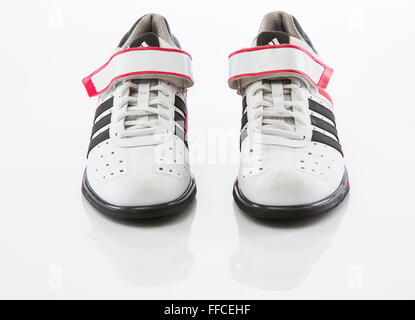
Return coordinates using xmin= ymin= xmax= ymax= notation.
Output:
xmin=238 ymin=166 xmax=343 ymax=206
xmin=86 ymin=166 xmax=191 ymax=207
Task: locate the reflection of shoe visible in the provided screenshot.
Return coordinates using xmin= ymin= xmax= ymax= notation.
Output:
xmin=81 ymin=14 xmax=196 ymax=219
xmin=229 ymin=11 xmax=349 ymax=219
xmin=231 ymin=198 xmax=347 ymax=290
xmin=83 ymin=198 xmax=195 ymax=286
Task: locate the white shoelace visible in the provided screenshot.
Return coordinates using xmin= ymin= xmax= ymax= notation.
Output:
xmin=115 ymin=80 xmax=171 ymax=138
xmin=251 ymin=79 xmax=308 ymax=140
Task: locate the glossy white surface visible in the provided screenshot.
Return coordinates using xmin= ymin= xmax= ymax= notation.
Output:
xmin=1 ymin=0 xmax=415 ymax=299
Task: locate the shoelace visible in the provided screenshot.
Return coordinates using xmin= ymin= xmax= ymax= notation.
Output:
xmin=251 ymin=79 xmax=308 ymax=140
xmin=115 ymin=80 xmax=171 ymax=138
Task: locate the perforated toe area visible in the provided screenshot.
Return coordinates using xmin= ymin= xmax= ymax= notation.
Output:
xmin=296 ymin=142 xmax=338 ymax=178
xmin=86 ymin=141 xmax=191 ymax=207
xmin=238 ymin=143 xmax=345 ymax=206
xmin=89 ymin=141 xmax=128 ymax=182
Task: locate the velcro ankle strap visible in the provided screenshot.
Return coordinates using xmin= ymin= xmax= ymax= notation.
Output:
xmin=228 ymin=44 xmax=333 ymax=90
xmin=83 ymin=47 xmax=194 ymax=97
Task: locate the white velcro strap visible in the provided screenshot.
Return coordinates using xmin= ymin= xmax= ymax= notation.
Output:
xmin=228 ymin=45 xmax=333 ymax=90
xmin=83 ymin=47 xmax=193 ymax=97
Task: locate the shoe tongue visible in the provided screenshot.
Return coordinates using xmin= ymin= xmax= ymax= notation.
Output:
xmin=124 ymin=79 xmax=160 ymax=131
xmin=255 ymin=30 xmax=294 ymax=125
xmin=253 ymin=12 xmax=315 ymax=132
xmin=256 ymin=11 xmax=317 ymax=53
xmin=117 ymin=15 xmax=179 ymax=133
xmin=118 ymin=13 xmax=180 ymax=49
xmin=262 ymin=80 xmax=295 ymax=130
xmin=124 ymin=32 xmax=163 ymax=127
xmin=256 ymin=31 xmax=290 ymax=46
xmin=256 ymin=31 xmax=296 ymax=129
xmin=129 ymin=32 xmax=160 ymax=48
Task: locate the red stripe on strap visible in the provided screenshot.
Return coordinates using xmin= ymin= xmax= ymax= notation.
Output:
xmin=318 ymin=88 xmax=333 ymax=105
xmin=82 ymin=75 xmax=97 ymax=97
xmin=317 ymin=65 xmax=334 ymax=89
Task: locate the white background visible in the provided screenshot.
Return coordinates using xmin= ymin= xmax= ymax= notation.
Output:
xmin=1 ymin=0 xmax=414 ymax=299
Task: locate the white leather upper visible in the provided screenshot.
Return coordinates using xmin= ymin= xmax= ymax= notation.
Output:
xmin=86 ymin=82 xmax=191 ymax=207
xmin=237 ymin=83 xmax=345 ymax=206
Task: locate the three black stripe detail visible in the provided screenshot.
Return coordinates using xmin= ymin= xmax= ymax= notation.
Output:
xmin=88 ymin=98 xmax=114 ymax=157
xmin=240 ymin=96 xmax=248 ymax=149
xmin=238 ymin=97 xmax=343 ymax=156
xmin=91 ymin=96 xmax=342 ymax=157
xmin=87 ymin=95 xmax=190 ymax=157
xmin=92 ymin=97 xmax=341 ymax=155
xmin=309 ymin=98 xmax=343 ymax=156
xmin=174 ymin=95 xmax=188 ymax=147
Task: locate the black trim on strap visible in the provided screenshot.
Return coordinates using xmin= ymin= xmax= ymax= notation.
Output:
xmin=308 ymin=99 xmax=335 ymax=125
xmin=94 ymin=97 xmax=114 ymax=122
xmin=242 ymin=96 xmax=247 ymax=115
xmin=174 ymin=95 xmax=187 ymax=115
xmin=311 ymin=130 xmax=343 ymax=156
xmin=91 ymin=113 xmax=111 ymax=139
xmin=88 ymin=129 xmax=110 ymax=157
xmin=310 ymin=115 xmax=338 ymax=141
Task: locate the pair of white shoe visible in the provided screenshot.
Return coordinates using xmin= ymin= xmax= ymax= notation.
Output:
xmin=82 ymin=11 xmax=349 ymax=220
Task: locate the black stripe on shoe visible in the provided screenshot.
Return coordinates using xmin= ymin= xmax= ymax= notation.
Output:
xmin=174 ymin=95 xmax=188 ymax=147
xmin=88 ymin=128 xmax=110 ymax=157
xmin=241 ymin=112 xmax=248 ymax=130
xmin=174 ymin=111 xmax=186 ymax=133
xmin=175 ymin=126 xmax=188 ymax=148
xmin=311 ymin=130 xmax=343 ymax=156
xmin=91 ymin=113 xmax=111 ymax=139
xmin=89 ymin=95 xmax=188 ymax=155
xmin=174 ymin=95 xmax=187 ymax=115
xmin=239 ymin=96 xmax=248 ymax=150
xmin=240 ymin=127 xmax=248 ymax=150
xmin=94 ymin=97 xmax=114 ymax=122
xmin=310 ymin=115 xmax=338 ymax=141
xmin=308 ymin=98 xmax=335 ymax=125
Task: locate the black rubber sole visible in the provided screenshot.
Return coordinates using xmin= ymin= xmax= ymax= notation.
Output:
xmin=233 ymin=169 xmax=350 ymax=220
xmin=82 ymin=171 xmax=197 ymax=220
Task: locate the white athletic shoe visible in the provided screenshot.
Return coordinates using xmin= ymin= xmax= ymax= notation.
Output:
xmin=82 ymin=14 xmax=196 ymax=219
xmin=228 ymin=11 xmax=349 ymax=219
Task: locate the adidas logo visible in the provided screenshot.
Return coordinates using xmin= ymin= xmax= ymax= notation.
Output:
xmin=267 ymin=38 xmax=279 ymax=45
xmin=138 ymin=41 xmax=149 ymax=47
